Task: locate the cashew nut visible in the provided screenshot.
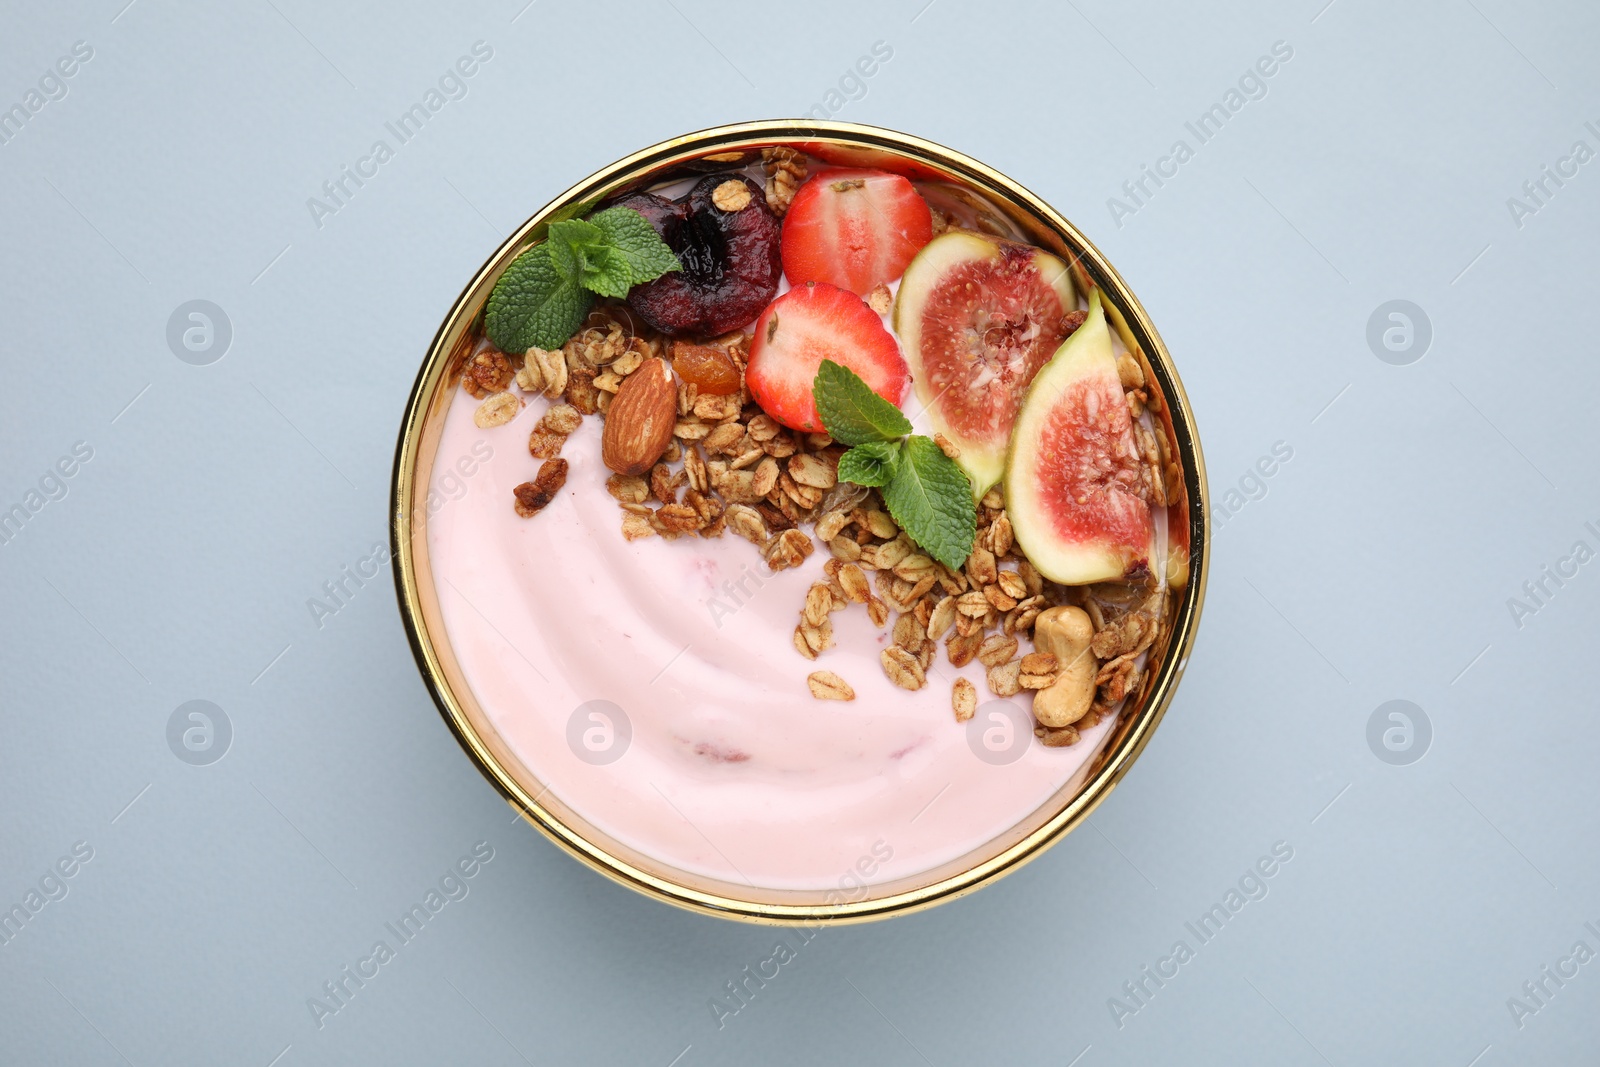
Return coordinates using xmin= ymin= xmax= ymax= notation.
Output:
xmin=1030 ymin=606 xmax=1098 ymax=728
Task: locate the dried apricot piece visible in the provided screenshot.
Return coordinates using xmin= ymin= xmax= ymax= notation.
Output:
xmin=671 ymin=341 xmax=741 ymax=396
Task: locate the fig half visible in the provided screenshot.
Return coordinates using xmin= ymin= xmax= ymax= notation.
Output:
xmin=1004 ymin=291 xmax=1155 ymax=585
xmin=894 ymin=232 xmax=1075 ymax=497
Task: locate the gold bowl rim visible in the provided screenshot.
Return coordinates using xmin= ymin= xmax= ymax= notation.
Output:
xmin=390 ymin=119 xmax=1210 ymax=925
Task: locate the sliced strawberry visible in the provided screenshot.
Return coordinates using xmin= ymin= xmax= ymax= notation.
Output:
xmin=746 ymin=282 xmax=908 ymax=433
xmin=781 ymin=168 xmax=933 ymax=296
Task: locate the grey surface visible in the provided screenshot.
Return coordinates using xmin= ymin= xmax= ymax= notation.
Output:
xmin=1 ymin=1 xmax=1595 ymax=1064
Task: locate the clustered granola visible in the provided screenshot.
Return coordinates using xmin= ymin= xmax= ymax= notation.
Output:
xmin=785 ymin=479 xmax=1170 ymax=747
xmin=461 ymin=347 xmax=514 ymax=398
xmin=780 ymin=293 xmax=1179 ymax=748
xmin=513 ymin=459 xmax=568 ymax=518
xmin=468 ymin=306 xmax=847 ymax=550
xmin=603 ymin=336 xmax=850 ymax=553
xmin=1104 ymin=318 xmax=1186 ymax=523
xmin=456 ymin=173 xmax=1180 ymax=750
xmin=761 ymin=147 xmax=808 ymax=217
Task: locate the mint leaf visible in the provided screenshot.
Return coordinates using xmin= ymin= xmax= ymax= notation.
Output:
xmin=483 ymin=206 xmax=679 ymax=353
xmin=548 ymin=217 xmax=603 ymax=249
xmin=546 ymin=218 xmax=605 ymax=280
xmin=579 ymin=245 xmax=636 ymax=298
xmin=837 ymin=440 xmax=902 ymax=487
xmin=881 ymin=436 xmax=976 ymax=570
xmin=813 ymin=361 xmax=974 ymax=566
xmin=588 ymin=206 xmax=681 ymax=285
xmin=814 ymin=360 xmax=913 ymax=446
xmin=544 ymin=227 xmax=579 ymax=280
xmin=485 ymin=243 xmax=594 ymax=353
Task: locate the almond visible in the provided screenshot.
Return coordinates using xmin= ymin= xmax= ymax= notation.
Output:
xmin=601 ymin=357 xmax=676 ymax=476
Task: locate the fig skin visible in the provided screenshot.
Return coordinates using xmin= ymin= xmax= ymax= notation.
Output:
xmin=614 ymin=175 xmax=781 ymax=337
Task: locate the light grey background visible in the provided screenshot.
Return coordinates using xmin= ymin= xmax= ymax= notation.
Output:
xmin=2 ymin=0 xmax=1595 ymax=1064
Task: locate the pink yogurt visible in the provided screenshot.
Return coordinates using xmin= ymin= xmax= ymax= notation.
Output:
xmin=426 ymin=390 xmax=1122 ymax=892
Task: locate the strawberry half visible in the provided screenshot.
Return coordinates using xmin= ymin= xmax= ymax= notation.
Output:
xmin=746 ymin=282 xmax=908 ymax=433
xmin=780 ymin=167 xmax=933 ymax=296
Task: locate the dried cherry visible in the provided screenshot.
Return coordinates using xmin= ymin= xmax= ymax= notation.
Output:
xmin=614 ymin=175 xmax=780 ymax=338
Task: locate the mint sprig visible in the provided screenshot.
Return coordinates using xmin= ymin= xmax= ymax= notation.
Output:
xmin=813 ymin=360 xmax=976 ymax=570
xmin=484 ymin=244 xmax=592 ymax=355
xmin=880 ymin=436 xmax=977 ymax=571
xmin=836 ymin=439 xmax=901 ymax=487
xmin=588 ymin=206 xmax=682 ymax=285
xmin=815 ymin=359 xmax=913 ymax=445
xmin=486 ymin=206 xmax=680 ymax=353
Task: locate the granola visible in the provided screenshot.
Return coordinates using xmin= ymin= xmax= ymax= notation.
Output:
xmin=462 ymin=348 xmax=514 ymax=399
xmin=761 ymin=146 xmax=807 ymax=216
xmin=513 ymin=459 xmax=568 ymax=517
xmin=806 ymin=671 xmax=855 ymax=701
xmin=460 ymin=146 xmax=1179 ymax=757
xmin=473 ymin=391 xmax=521 ymax=429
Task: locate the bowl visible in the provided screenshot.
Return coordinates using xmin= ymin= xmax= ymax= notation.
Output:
xmin=391 ymin=120 xmax=1208 ymax=924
